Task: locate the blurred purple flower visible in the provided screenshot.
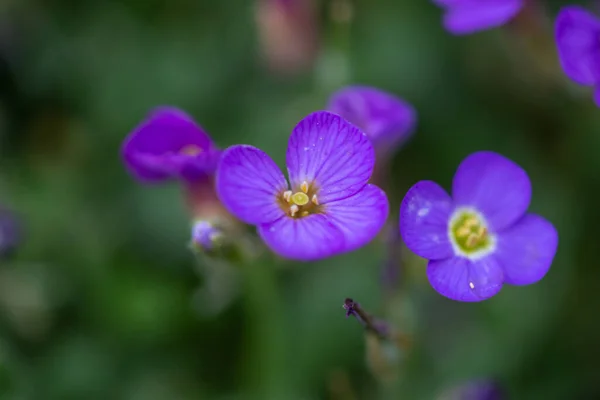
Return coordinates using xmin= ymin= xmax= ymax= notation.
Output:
xmin=434 ymin=0 xmax=524 ymax=35
xmin=438 ymin=379 xmax=504 ymax=400
xmin=121 ymin=107 xmax=221 ymax=184
xmin=555 ymin=6 xmax=600 ymax=106
xmin=216 ymin=111 xmax=389 ymax=261
xmin=327 ymin=86 xmax=416 ymax=157
xmin=191 ymin=220 xmax=223 ymax=251
xmin=0 ymin=208 xmax=21 ymax=258
xmin=400 ymin=151 xmax=557 ymax=302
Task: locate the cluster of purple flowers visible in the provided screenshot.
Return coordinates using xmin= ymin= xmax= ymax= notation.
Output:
xmin=121 ymin=82 xmax=557 ymax=302
xmin=120 ymin=2 xmax=600 ymax=303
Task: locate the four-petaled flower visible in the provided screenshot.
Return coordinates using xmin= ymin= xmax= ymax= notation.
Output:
xmin=121 ymin=107 xmax=221 ymax=184
xmin=433 ymin=0 xmax=524 ymax=35
xmin=216 ymin=111 xmax=389 ymax=261
xmin=400 ymin=151 xmax=558 ymax=301
xmin=327 ymin=86 xmax=416 ymax=157
xmin=555 ymin=6 xmax=600 ymax=107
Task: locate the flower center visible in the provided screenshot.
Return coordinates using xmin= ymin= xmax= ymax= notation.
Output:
xmin=279 ymin=180 xmax=321 ymax=218
xmin=449 ymin=210 xmax=492 ymax=254
xmin=179 ymin=145 xmax=202 ymax=156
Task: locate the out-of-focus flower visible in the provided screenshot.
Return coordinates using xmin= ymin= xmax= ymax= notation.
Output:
xmin=0 ymin=207 xmax=21 ymax=259
xmin=433 ymin=0 xmax=524 ymax=35
xmin=555 ymin=6 xmax=600 ymax=106
xmin=216 ymin=111 xmax=389 ymax=261
xmin=190 ymin=220 xmax=223 ymax=252
xmin=327 ymin=86 xmax=416 ymax=158
xmin=121 ymin=107 xmax=221 ymax=184
xmin=255 ymin=0 xmax=319 ymax=75
xmin=400 ymin=151 xmax=558 ymax=301
xmin=437 ymin=379 xmax=505 ymax=400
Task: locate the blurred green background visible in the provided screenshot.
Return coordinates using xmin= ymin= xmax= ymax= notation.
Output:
xmin=0 ymin=0 xmax=598 ymax=399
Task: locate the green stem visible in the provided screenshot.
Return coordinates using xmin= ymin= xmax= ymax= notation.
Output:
xmin=240 ymin=258 xmax=289 ymax=400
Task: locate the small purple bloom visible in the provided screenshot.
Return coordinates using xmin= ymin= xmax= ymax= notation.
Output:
xmin=191 ymin=220 xmax=223 ymax=251
xmin=121 ymin=107 xmax=221 ymax=183
xmin=0 ymin=208 xmax=21 ymax=258
xmin=327 ymin=86 xmax=416 ymax=156
xmin=555 ymin=6 xmax=600 ymax=106
xmin=438 ymin=379 xmax=504 ymax=400
xmin=434 ymin=0 xmax=524 ymax=35
xmin=400 ymin=151 xmax=558 ymax=302
xmin=216 ymin=111 xmax=389 ymax=261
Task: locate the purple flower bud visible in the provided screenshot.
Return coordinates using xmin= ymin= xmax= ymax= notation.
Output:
xmin=438 ymin=379 xmax=504 ymax=400
xmin=191 ymin=220 xmax=223 ymax=251
xmin=0 ymin=208 xmax=21 ymax=258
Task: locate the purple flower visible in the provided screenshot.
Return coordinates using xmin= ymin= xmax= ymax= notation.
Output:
xmin=327 ymin=86 xmax=416 ymax=156
xmin=555 ymin=6 xmax=600 ymax=106
xmin=434 ymin=0 xmax=524 ymax=35
xmin=216 ymin=111 xmax=389 ymax=261
xmin=438 ymin=379 xmax=504 ymax=400
xmin=121 ymin=107 xmax=221 ymax=183
xmin=400 ymin=151 xmax=558 ymax=302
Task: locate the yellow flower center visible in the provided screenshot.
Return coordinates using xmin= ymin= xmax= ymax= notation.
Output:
xmin=450 ymin=211 xmax=491 ymax=254
xmin=279 ymin=180 xmax=322 ymax=218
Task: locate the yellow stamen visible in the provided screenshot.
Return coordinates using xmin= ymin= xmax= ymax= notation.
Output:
xmin=311 ymin=194 xmax=319 ymax=205
xmin=300 ymin=181 xmax=309 ymax=193
xmin=290 ymin=204 xmax=299 ymax=217
xmin=456 ymin=226 xmax=471 ymax=238
xmin=283 ymin=190 xmax=292 ymax=203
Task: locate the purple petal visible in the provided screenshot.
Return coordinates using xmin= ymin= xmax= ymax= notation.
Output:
xmin=399 ymin=181 xmax=455 ymax=260
xmin=594 ymin=86 xmax=600 ymax=107
xmin=441 ymin=0 xmax=523 ymax=35
xmin=286 ymin=111 xmax=375 ymax=203
xmin=258 ymin=214 xmax=345 ymax=261
xmin=427 ymin=256 xmax=504 ymax=302
xmin=495 ymin=214 xmax=558 ymax=286
xmin=216 ymin=145 xmax=288 ymax=225
xmin=121 ymin=107 xmax=219 ymax=183
xmin=452 ymin=151 xmax=531 ymax=231
xmin=324 ymin=184 xmax=389 ymax=252
xmin=555 ymin=6 xmax=600 ymax=86
xmin=326 ymin=86 xmax=416 ymax=152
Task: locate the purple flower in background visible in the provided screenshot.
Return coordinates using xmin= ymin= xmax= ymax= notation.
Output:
xmin=121 ymin=107 xmax=221 ymax=183
xmin=216 ymin=111 xmax=389 ymax=261
xmin=191 ymin=220 xmax=223 ymax=251
xmin=0 ymin=208 xmax=21 ymax=258
xmin=327 ymin=86 xmax=416 ymax=157
xmin=400 ymin=151 xmax=557 ymax=301
xmin=555 ymin=6 xmax=600 ymax=106
xmin=438 ymin=379 xmax=504 ymax=400
xmin=434 ymin=0 xmax=524 ymax=35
